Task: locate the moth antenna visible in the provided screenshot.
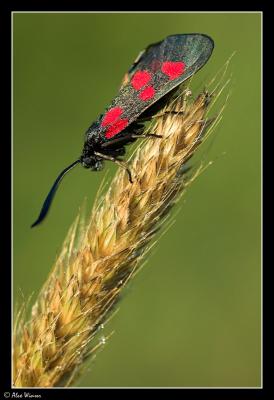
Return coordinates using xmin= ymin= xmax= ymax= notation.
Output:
xmin=31 ymin=159 xmax=80 ymax=228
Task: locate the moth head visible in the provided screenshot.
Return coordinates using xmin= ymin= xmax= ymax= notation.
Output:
xmin=81 ymin=154 xmax=104 ymax=171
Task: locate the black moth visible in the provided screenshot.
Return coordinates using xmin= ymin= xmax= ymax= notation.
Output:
xmin=32 ymin=33 xmax=214 ymax=227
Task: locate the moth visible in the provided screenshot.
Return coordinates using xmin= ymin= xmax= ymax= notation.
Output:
xmin=32 ymin=33 xmax=214 ymax=227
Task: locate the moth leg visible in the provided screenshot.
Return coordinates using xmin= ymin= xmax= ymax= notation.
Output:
xmin=131 ymin=133 xmax=163 ymax=139
xmin=137 ymin=110 xmax=186 ymax=123
xmin=94 ymin=151 xmax=133 ymax=183
xmin=120 ymin=72 xmax=130 ymax=90
xmin=120 ymin=48 xmax=146 ymax=89
xmin=101 ymin=133 xmax=162 ymax=152
xmin=101 ymin=134 xmax=138 ymax=148
xmin=137 ymin=89 xmax=193 ymax=122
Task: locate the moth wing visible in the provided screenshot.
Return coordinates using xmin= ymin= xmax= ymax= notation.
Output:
xmin=101 ymin=34 xmax=214 ymax=141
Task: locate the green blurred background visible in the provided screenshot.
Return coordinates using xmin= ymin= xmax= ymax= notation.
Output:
xmin=13 ymin=13 xmax=261 ymax=387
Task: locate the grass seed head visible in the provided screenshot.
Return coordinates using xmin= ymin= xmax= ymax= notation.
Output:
xmin=13 ymin=81 xmax=226 ymax=387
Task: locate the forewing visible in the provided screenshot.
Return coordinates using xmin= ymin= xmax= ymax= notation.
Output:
xmin=97 ymin=34 xmax=214 ymax=141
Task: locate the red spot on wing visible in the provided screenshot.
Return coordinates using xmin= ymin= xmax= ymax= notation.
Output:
xmin=105 ymin=119 xmax=129 ymax=139
xmin=131 ymin=70 xmax=152 ymax=90
xmin=101 ymin=107 xmax=123 ymax=127
xmin=139 ymin=86 xmax=155 ymax=101
xmin=161 ymin=61 xmax=185 ymax=80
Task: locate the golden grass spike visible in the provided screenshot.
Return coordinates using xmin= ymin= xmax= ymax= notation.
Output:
xmin=13 ymin=79 xmax=227 ymax=387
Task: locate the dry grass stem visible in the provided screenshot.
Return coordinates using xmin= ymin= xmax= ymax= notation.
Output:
xmin=13 ymin=77 xmax=227 ymax=387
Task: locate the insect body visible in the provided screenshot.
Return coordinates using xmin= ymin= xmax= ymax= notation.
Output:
xmin=32 ymin=33 xmax=214 ymax=227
